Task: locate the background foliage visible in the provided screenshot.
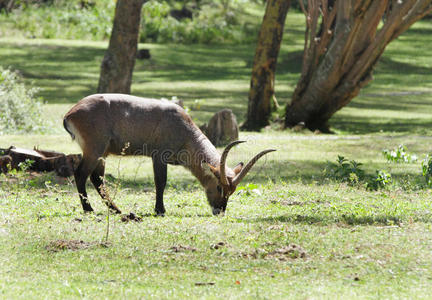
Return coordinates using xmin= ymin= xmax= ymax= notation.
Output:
xmin=0 ymin=0 xmax=264 ymax=43
xmin=0 ymin=66 xmax=47 ymax=134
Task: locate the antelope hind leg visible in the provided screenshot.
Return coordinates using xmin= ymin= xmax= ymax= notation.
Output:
xmin=90 ymin=159 xmax=122 ymax=214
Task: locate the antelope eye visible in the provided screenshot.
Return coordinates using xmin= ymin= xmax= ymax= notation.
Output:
xmin=216 ymin=186 xmax=222 ymax=194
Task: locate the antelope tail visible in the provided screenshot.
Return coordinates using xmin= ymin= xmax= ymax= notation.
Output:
xmin=63 ymin=118 xmax=75 ymax=140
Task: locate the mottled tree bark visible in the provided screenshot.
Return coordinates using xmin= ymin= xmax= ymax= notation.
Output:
xmin=285 ymin=0 xmax=432 ymax=132
xmin=97 ymin=0 xmax=145 ymax=94
xmin=242 ymin=0 xmax=290 ymax=131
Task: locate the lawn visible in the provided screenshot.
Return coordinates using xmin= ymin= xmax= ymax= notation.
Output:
xmin=1 ymin=11 xmax=432 ymax=299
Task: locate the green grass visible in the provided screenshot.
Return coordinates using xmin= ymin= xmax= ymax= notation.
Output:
xmin=2 ymin=132 xmax=432 ymax=298
xmin=1 ymin=12 xmax=432 ymax=299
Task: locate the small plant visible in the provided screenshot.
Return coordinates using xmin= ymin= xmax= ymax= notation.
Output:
xmin=421 ymin=155 xmax=432 ymax=187
xmin=324 ymin=156 xmax=365 ymax=184
xmin=325 ymin=155 xmax=394 ymax=190
xmin=18 ymin=159 xmax=34 ymax=172
xmin=190 ymin=99 xmax=205 ymax=111
xmin=383 ymin=145 xmax=417 ymax=163
xmin=237 ymin=183 xmax=262 ymax=196
xmin=366 ymin=170 xmax=392 ymax=191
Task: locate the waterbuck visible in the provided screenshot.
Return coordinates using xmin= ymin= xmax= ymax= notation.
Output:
xmin=63 ymin=94 xmax=275 ymax=215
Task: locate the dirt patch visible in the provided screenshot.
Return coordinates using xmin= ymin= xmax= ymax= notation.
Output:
xmin=195 ymin=282 xmax=215 ymax=286
xmin=0 ymin=227 xmax=8 ymax=237
xmin=46 ymin=239 xmax=109 ymax=252
xmin=210 ymin=242 xmax=226 ymax=250
xmin=278 ymin=200 xmax=305 ymax=206
xmin=169 ymin=245 xmax=197 ymax=252
xmin=271 ymin=199 xmax=324 ymax=206
xmin=242 ymin=244 xmax=307 ymax=261
xmin=266 ymin=244 xmax=307 ymax=260
xmin=121 ymin=212 xmax=142 ymax=223
xmin=266 ymin=225 xmax=285 ymax=231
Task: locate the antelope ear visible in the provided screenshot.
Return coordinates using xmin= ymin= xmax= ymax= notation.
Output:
xmin=201 ymin=162 xmax=220 ymax=178
xmin=233 ymin=162 xmax=243 ymax=175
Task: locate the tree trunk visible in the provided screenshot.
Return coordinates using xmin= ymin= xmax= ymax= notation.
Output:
xmin=97 ymin=0 xmax=145 ymax=94
xmin=285 ymin=0 xmax=432 ymax=133
xmin=241 ymin=0 xmax=290 ymax=131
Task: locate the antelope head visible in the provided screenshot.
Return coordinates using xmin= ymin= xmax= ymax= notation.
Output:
xmin=202 ymin=141 xmax=275 ymax=215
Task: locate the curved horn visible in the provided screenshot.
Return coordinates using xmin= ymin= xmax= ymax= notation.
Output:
xmin=232 ymin=149 xmax=276 ymax=186
xmin=220 ymin=140 xmax=245 ymax=186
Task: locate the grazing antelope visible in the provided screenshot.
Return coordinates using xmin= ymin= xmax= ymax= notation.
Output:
xmin=63 ymin=94 xmax=275 ymax=215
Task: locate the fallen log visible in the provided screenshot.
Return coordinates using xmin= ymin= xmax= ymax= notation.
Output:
xmin=0 ymin=155 xmax=12 ymax=174
xmin=0 ymin=146 xmax=81 ymax=177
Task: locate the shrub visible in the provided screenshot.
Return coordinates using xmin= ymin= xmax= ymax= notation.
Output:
xmin=366 ymin=170 xmax=392 ymax=191
xmin=421 ymin=155 xmax=432 ymax=187
xmin=0 ymin=67 xmax=47 ymax=134
xmin=382 ymin=145 xmax=417 ymax=163
xmin=324 ymin=156 xmax=365 ymax=185
xmin=139 ymin=0 xmax=258 ymax=44
xmin=325 ymin=155 xmax=393 ymax=190
xmin=1 ymin=0 xmax=260 ymax=44
xmin=0 ymin=0 xmax=114 ymax=40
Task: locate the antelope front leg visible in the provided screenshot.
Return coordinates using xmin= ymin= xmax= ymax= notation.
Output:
xmin=152 ymin=155 xmax=167 ymax=216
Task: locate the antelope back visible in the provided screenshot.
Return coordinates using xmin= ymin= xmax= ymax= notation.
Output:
xmin=64 ymin=94 xmax=203 ymax=160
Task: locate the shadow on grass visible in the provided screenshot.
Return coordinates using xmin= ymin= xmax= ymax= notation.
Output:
xmin=0 ymin=42 xmax=104 ymax=102
xmin=101 ymin=158 xmax=329 ymax=191
xmin=276 ymin=50 xmax=304 ymax=75
xmin=376 ymin=56 xmax=432 ymax=75
xmin=0 ymin=41 xmax=260 ymax=103
xmin=399 ymin=26 xmax=432 ymax=37
xmin=100 ymin=157 xmax=427 ymax=192
xmin=1 ymin=36 xmax=432 ymax=135
xmin=3 ymin=152 xmax=426 ymax=195
xmin=348 ymin=96 xmax=432 ymax=111
xmin=332 ymin=115 xmax=432 ymax=135
xmin=238 ymin=213 xmax=431 ymax=226
xmin=0 ymin=40 xmax=301 ymax=104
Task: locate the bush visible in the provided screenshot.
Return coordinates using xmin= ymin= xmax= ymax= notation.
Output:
xmin=365 ymin=170 xmax=392 ymax=191
xmin=324 ymin=155 xmax=365 ymax=185
xmin=140 ymin=0 xmax=252 ymax=44
xmin=382 ymin=145 xmax=417 ymax=163
xmin=0 ymin=67 xmax=47 ymax=134
xmin=0 ymin=0 xmax=261 ymax=44
xmin=324 ymin=155 xmax=393 ymax=190
xmin=421 ymin=155 xmax=432 ymax=187
xmin=0 ymin=0 xmax=114 ymax=40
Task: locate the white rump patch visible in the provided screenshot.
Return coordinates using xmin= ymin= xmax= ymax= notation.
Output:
xmin=67 ymin=121 xmax=85 ymax=151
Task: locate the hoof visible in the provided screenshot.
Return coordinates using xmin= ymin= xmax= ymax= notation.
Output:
xmin=108 ymin=205 xmax=122 ymax=214
xmin=121 ymin=212 xmax=142 ymax=222
xmin=110 ymin=208 xmax=122 ymax=214
xmin=155 ymin=207 xmax=166 ymax=217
